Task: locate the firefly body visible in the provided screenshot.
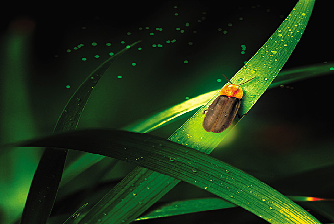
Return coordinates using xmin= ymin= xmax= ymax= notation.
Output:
xmin=203 ymin=77 xmax=254 ymax=133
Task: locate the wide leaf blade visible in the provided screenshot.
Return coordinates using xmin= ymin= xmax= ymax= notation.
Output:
xmin=16 ymin=128 xmax=321 ymax=224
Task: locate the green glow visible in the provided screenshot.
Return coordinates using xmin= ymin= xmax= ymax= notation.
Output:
xmin=138 ymin=47 xmax=142 ymax=50
xmin=330 ymin=67 xmax=334 ymax=70
xmin=127 ymin=32 xmax=131 ymax=35
xmin=94 ymin=55 xmax=99 ymax=59
xmin=109 ymin=52 xmax=114 ymax=56
xmin=106 ymin=43 xmax=111 ymax=46
xmin=185 ymin=22 xmax=190 ymax=27
xmin=66 ymin=49 xmax=71 ymax=53
xmin=217 ymin=79 xmax=222 ymax=82
xmin=81 ymin=57 xmax=87 ymax=61
xmin=65 ymin=85 xmax=70 ymax=89
xmin=92 ymin=42 xmax=97 ymax=46
xmin=150 ymin=32 xmax=154 ymax=35
xmin=132 ymin=62 xmax=136 ymax=66
xmin=121 ymin=41 xmax=125 ymax=44
xmin=117 ymin=76 xmax=122 ymax=79
xmin=183 ymin=60 xmax=188 ymax=64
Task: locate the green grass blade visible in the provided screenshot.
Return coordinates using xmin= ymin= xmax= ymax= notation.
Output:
xmin=71 ymin=1 xmax=316 ymax=223
xmin=136 ymin=196 xmax=332 ymax=221
xmin=19 ymin=42 xmax=140 ymax=224
xmin=135 ymin=198 xmax=236 ymax=221
xmin=16 ymin=128 xmax=321 ymax=223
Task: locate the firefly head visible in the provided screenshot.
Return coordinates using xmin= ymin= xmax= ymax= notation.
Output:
xmin=219 ymin=84 xmax=243 ymax=99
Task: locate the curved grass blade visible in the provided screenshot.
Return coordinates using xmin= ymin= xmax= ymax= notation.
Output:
xmin=135 ymin=198 xmax=236 ymax=221
xmin=16 ymin=128 xmax=321 ymax=223
xmin=19 ymin=41 xmax=140 ymax=224
xmin=69 ymin=1 xmax=316 ymax=223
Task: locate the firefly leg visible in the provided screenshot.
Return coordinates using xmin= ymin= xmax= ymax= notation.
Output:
xmin=237 ymin=112 xmax=248 ymax=119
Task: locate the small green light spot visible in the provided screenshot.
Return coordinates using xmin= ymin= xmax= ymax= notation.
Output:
xmin=106 ymin=43 xmax=111 ymax=46
xmin=126 ymin=45 xmax=131 ymax=49
xmin=66 ymin=85 xmax=71 ymax=89
xmin=66 ymin=49 xmax=71 ymax=53
xmin=217 ymin=79 xmax=222 ymax=83
xmin=150 ymin=32 xmax=154 ymax=36
xmin=223 ymin=30 xmax=228 ymax=34
xmin=176 ymin=28 xmax=181 ymax=31
xmin=166 ymin=40 xmax=171 ymax=43
xmin=188 ymin=42 xmax=193 ymax=45
xmin=94 ymin=55 xmax=100 ymax=59
xmin=92 ymin=42 xmax=97 ymax=46
xmin=158 ymin=44 xmax=163 ymax=47
xmin=175 ymin=13 xmax=179 ymax=16
xmin=330 ymin=67 xmax=334 ymax=71
xmin=171 ymin=39 xmax=176 ymax=43
xmin=156 ymin=27 xmax=163 ymax=31
xmin=228 ymin=23 xmax=232 ymax=27
xmin=185 ymin=22 xmax=190 ymax=27
xmin=109 ymin=52 xmax=114 ymax=56
xmin=127 ymin=32 xmax=131 ymax=35
xmin=139 ymin=27 xmax=143 ymax=30
xmin=218 ymin=28 xmax=222 ymax=32
xmin=121 ymin=41 xmax=125 ymax=44
xmin=241 ymin=51 xmax=245 ymax=54
xmin=145 ymin=27 xmax=149 ymax=30
xmin=184 ymin=60 xmax=188 ymax=64
xmin=180 ymin=30 xmax=185 ymax=33
xmin=132 ymin=62 xmax=136 ymax=66
xmin=174 ymin=6 xmax=177 ymax=9
xmin=152 ymin=44 xmax=157 ymax=48
xmin=117 ymin=76 xmax=122 ymax=79
xmin=138 ymin=47 xmax=142 ymax=50
xmin=239 ymin=17 xmax=244 ymax=20
xmin=73 ymin=47 xmax=78 ymax=50
xmin=185 ymin=97 xmax=190 ymax=100
xmin=241 ymin=45 xmax=246 ymax=50
xmin=82 ymin=57 xmax=87 ymax=61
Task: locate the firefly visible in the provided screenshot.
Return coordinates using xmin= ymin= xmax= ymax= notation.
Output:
xmin=203 ymin=75 xmax=255 ymax=133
